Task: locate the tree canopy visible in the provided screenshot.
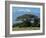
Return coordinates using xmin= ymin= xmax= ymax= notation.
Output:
xmin=13 ymin=13 xmax=40 ymax=28
xmin=16 ymin=14 xmax=38 ymax=21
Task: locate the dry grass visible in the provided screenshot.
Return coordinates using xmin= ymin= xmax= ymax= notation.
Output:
xmin=12 ymin=27 xmax=40 ymax=31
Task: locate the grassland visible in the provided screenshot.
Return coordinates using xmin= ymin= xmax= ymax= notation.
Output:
xmin=12 ymin=27 xmax=40 ymax=31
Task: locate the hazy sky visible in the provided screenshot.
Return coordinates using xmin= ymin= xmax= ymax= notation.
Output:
xmin=12 ymin=7 xmax=40 ymax=24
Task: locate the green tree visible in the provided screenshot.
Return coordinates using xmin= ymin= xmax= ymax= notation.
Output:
xmin=13 ymin=13 xmax=40 ymax=27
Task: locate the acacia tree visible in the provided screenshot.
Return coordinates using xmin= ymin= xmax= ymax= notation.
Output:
xmin=13 ymin=13 xmax=40 ymax=27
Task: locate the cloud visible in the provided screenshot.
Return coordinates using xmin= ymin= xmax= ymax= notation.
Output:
xmin=17 ymin=9 xmax=31 ymax=12
xmin=18 ymin=9 xmax=24 ymax=11
xmin=25 ymin=9 xmax=31 ymax=12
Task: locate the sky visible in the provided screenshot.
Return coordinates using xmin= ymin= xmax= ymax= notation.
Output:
xmin=12 ymin=7 xmax=40 ymax=24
